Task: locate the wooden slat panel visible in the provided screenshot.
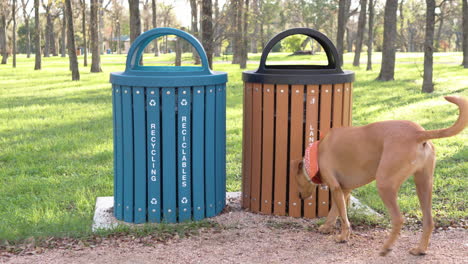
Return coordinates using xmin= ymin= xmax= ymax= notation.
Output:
xmin=250 ymin=83 xmax=263 ymax=212
xmin=342 ymin=83 xmax=351 ymax=127
xmin=133 ymin=87 xmax=147 ymax=223
xmin=147 ymin=88 xmax=161 ymax=223
xmin=273 ymin=84 xmax=289 ymax=216
xmin=192 ymin=86 xmax=205 ymax=221
xmin=122 ymin=86 xmax=134 ymax=223
xmin=215 ymin=84 xmax=226 ymax=214
xmin=242 ymin=83 xmax=253 ymax=209
xmin=332 ymin=84 xmax=344 ymax=128
xmin=162 ymin=88 xmax=177 ymax=223
xmin=318 ymin=185 xmax=330 ymax=217
xmin=289 ymin=85 xmax=304 ymax=217
xmin=303 ymin=85 xmax=319 ymax=219
xmin=205 ymin=85 xmax=216 ymax=217
xmin=260 ymin=84 xmax=274 ymax=214
xmin=113 ymin=85 xmax=124 ymax=220
xmin=319 ymin=84 xmax=333 ymax=138
xmin=178 ymin=87 xmax=191 ymax=222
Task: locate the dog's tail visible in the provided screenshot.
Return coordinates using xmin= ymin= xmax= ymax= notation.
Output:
xmin=417 ymin=96 xmax=468 ymax=142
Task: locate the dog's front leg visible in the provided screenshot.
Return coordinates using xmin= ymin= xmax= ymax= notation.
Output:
xmin=328 ymin=185 xmax=351 ymax=243
xmin=319 ymin=189 xmax=351 ymax=234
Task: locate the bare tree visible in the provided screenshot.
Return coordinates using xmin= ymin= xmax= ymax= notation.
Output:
xmin=377 ymin=0 xmax=398 ymax=81
xmin=65 ymin=0 xmax=79 ymax=80
xmin=80 ymin=0 xmax=87 ymax=67
xmin=366 ymin=0 xmax=375 ymax=70
xmin=12 ymin=0 xmax=16 ymax=67
xmin=353 ymin=0 xmax=367 ymax=66
xmin=128 ymin=0 xmax=141 ymax=43
xmin=201 ymin=0 xmax=213 ymax=68
xmin=190 ymin=0 xmax=200 ymax=64
xmin=0 ymin=2 xmax=8 ymax=64
xmin=337 ymin=0 xmax=346 ymax=66
xmin=422 ymin=0 xmax=435 ymax=92
xmin=152 ymin=0 xmax=159 ymax=56
xmin=240 ymin=0 xmax=249 ymax=69
xmin=251 ymin=0 xmax=259 ymax=53
xmin=175 ymin=36 xmax=181 ymax=66
xmin=20 ymin=0 xmax=33 ymax=58
xmin=90 ymin=0 xmax=102 ymax=72
xmin=463 ymin=0 xmax=468 ymax=67
xmin=60 ymin=6 xmax=66 ymax=57
xmin=41 ymin=0 xmax=59 ymax=57
xmin=34 ymin=0 xmax=41 ymax=70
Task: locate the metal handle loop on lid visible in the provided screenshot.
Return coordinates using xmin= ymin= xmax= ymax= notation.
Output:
xmin=257 ymin=28 xmax=342 ymax=73
xmin=125 ymin=27 xmax=211 ymax=74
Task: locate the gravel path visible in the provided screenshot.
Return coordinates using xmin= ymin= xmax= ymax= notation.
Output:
xmin=3 ymin=198 xmax=467 ymax=264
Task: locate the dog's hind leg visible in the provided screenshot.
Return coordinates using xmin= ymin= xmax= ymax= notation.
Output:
xmin=376 ymin=169 xmax=406 ymax=256
xmin=410 ymin=155 xmax=436 ymax=256
xmin=318 ymin=189 xmax=351 ymax=234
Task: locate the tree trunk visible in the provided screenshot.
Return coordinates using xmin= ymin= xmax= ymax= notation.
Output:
xmin=152 ymin=0 xmax=159 ymax=56
xmin=128 ymin=0 xmax=141 ymax=44
xmin=337 ymin=0 xmax=346 ymax=66
xmin=240 ymin=0 xmax=249 ymax=69
xmin=81 ymin=0 xmax=87 ymax=66
xmin=21 ymin=0 xmax=31 ymax=58
xmin=190 ymin=0 xmax=200 ymax=64
xmin=462 ymin=0 xmax=468 ymax=67
xmin=435 ymin=11 xmax=444 ymax=52
xmin=422 ymin=0 xmax=435 ymax=93
xmin=377 ymin=0 xmax=398 ymax=81
xmin=353 ymin=0 xmax=367 ymax=66
xmin=0 ymin=13 xmax=7 ymax=64
xmin=201 ymin=0 xmax=213 ymax=68
xmin=34 ymin=0 xmax=41 ymax=70
xmin=65 ymin=0 xmax=79 ymax=80
xmin=366 ymin=0 xmax=374 ymax=71
xmin=98 ymin=0 xmax=104 ymax=55
xmin=13 ymin=0 xmax=17 ymax=68
xmin=175 ymin=37 xmax=182 ymax=66
xmin=61 ymin=8 xmax=66 ymax=57
xmin=44 ymin=11 xmax=51 ymax=57
xmin=232 ymin=0 xmax=243 ymax=64
xmin=251 ymin=0 xmax=259 ymax=53
xmin=213 ymin=0 xmax=221 ymax=57
xmin=50 ymin=17 xmax=57 ymax=56
xmin=90 ymin=0 xmax=102 ymax=72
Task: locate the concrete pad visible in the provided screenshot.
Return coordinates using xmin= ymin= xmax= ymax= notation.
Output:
xmin=92 ymin=192 xmax=379 ymax=232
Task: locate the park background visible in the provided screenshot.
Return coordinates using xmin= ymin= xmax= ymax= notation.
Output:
xmin=0 ymin=0 xmax=467 ymax=245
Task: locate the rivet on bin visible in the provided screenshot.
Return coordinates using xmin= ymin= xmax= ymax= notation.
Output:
xmin=110 ymin=27 xmax=228 ymax=224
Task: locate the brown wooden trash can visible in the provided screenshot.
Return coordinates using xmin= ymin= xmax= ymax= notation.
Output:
xmin=242 ymin=28 xmax=355 ymax=219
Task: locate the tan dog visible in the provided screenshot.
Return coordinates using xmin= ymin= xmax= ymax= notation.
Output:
xmin=294 ymin=96 xmax=468 ymax=256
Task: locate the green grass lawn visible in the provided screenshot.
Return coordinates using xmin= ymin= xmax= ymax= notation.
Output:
xmin=0 ymin=52 xmax=466 ymax=243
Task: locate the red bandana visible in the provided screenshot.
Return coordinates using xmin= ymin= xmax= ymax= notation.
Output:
xmin=303 ymin=141 xmax=322 ymax=184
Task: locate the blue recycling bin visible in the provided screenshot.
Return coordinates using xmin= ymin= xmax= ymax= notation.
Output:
xmin=110 ymin=28 xmax=228 ymax=224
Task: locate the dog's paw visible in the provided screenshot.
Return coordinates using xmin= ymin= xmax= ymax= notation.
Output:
xmin=379 ymin=248 xmax=392 ymax=256
xmin=318 ymin=224 xmax=334 ymax=234
xmin=334 ymin=234 xmax=349 ymax=243
xmin=409 ymin=247 xmax=427 ymax=256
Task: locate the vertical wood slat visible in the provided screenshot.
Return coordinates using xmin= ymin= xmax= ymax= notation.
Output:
xmin=318 ymin=185 xmax=330 ymax=217
xmin=122 ymin=86 xmax=134 ymax=223
xmin=133 ymin=87 xmax=147 ymax=223
xmin=273 ymin=84 xmax=289 ymax=216
xmin=289 ymin=85 xmax=304 ymax=217
xmin=147 ymin=88 xmax=161 ymax=223
xmin=342 ymin=83 xmax=351 ymax=127
xmin=162 ymin=88 xmax=177 ymax=223
xmin=347 ymin=83 xmax=353 ymax=126
xmin=205 ymin=85 xmax=216 ymax=217
xmin=332 ymin=84 xmax=344 ymax=129
xmin=242 ymin=83 xmax=253 ymax=209
xmin=250 ymin=83 xmax=263 ymax=212
xmin=303 ymin=85 xmax=319 ymax=219
xmin=192 ymin=86 xmax=205 ymax=221
xmin=260 ymin=84 xmax=274 ymax=214
xmin=215 ymin=84 xmax=226 ymax=214
xmin=178 ymin=87 xmax=191 ymax=222
xmin=318 ymin=84 xmax=332 ymax=218
xmin=113 ymin=85 xmax=124 ymax=220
